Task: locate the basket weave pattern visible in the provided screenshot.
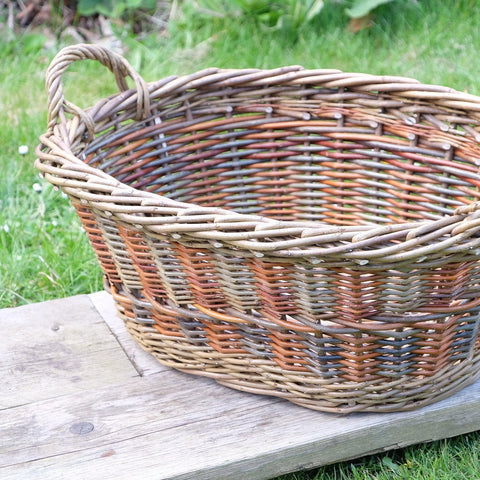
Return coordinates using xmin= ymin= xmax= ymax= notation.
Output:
xmin=37 ymin=44 xmax=480 ymax=412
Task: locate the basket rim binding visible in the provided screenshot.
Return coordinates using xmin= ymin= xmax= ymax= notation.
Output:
xmin=36 ymin=43 xmax=480 ymax=263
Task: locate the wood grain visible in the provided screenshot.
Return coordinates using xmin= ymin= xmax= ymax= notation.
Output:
xmin=1 ymin=291 xmax=479 ymax=480
xmin=0 ymin=295 xmax=137 ymax=410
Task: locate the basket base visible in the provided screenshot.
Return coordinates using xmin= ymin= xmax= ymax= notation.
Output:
xmin=109 ymin=287 xmax=480 ymax=413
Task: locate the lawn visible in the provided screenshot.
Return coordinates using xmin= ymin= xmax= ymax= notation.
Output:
xmin=1 ymin=0 xmax=479 ymax=478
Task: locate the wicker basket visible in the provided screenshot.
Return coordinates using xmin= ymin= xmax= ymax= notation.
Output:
xmin=36 ymin=44 xmax=480 ymax=413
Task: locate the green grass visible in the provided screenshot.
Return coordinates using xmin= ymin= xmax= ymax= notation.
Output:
xmin=1 ymin=0 xmax=480 ymax=477
xmin=277 ymin=431 xmax=480 ymax=479
xmin=0 ymin=42 xmax=104 ymax=306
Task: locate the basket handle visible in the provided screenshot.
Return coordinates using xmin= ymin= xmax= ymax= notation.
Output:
xmin=46 ymin=43 xmax=150 ymax=139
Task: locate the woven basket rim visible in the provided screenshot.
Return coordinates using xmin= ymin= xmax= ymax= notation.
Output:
xmin=39 ymin=122 xmax=480 ymax=260
xmin=37 ymin=47 xmax=480 ymax=260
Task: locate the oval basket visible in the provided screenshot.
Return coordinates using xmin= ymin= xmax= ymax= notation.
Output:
xmin=36 ymin=44 xmax=480 ymax=413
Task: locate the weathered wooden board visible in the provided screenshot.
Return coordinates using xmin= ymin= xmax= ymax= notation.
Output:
xmin=0 ymin=295 xmax=137 ymax=409
xmin=1 ymin=291 xmax=480 ymax=480
xmin=2 ymin=370 xmax=480 ymax=480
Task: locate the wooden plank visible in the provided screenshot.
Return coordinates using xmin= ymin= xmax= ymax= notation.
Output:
xmin=88 ymin=291 xmax=166 ymax=377
xmin=1 ymin=367 xmax=479 ymax=480
xmin=1 ymin=292 xmax=480 ymax=480
xmin=0 ymin=295 xmax=138 ymax=409
xmin=0 ymin=369 xmax=276 ymax=472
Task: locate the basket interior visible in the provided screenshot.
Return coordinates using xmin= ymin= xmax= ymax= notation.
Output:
xmin=83 ymin=84 xmax=480 ymax=227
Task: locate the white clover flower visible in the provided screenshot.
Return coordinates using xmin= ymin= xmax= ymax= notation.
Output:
xmin=3 ymin=224 xmax=9 ymax=233
xmin=33 ymin=183 xmax=43 ymax=193
xmin=18 ymin=145 xmax=29 ymax=155
xmin=51 ymin=220 xmax=58 ymax=227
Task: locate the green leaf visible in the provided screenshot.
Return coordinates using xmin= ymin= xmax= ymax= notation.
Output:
xmin=77 ymin=0 xmax=112 ymax=16
xmin=381 ymin=456 xmax=402 ymax=473
xmin=305 ymin=0 xmax=324 ymax=23
xmin=346 ymin=0 xmax=396 ymax=18
xmin=125 ymin=0 xmax=144 ymax=8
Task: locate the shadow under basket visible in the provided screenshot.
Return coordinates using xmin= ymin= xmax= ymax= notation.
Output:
xmin=36 ymin=44 xmax=480 ymax=413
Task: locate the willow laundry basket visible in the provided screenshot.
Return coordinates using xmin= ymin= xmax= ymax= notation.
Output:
xmin=36 ymin=43 xmax=480 ymax=413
